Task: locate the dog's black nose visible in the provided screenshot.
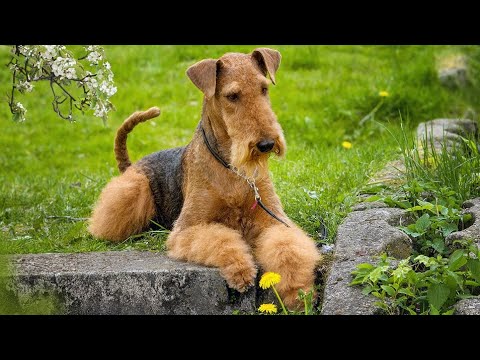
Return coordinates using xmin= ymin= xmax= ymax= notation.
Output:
xmin=256 ymin=139 xmax=275 ymax=153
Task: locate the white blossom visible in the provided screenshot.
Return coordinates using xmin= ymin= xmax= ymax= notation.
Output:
xmin=64 ymin=66 xmax=77 ymax=80
xmin=9 ymin=45 xmax=115 ymax=121
xmin=93 ymin=102 xmax=107 ymax=118
xmin=51 ymin=57 xmax=77 ymax=79
xmin=16 ymin=80 xmax=34 ymax=93
xmin=12 ymin=102 xmax=27 ymax=122
xmin=85 ymin=45 xmax=101 ymax=53
xmin=15 ymin=102 xmax=26 ymax=112
xmin=9 ymin=63 xmax=20 ymax=71
xmin=99 ymin=80 xmax=117 ymax=97
xmin=86 ymin=51 xmax=103 ymax=65
xmin=18 ymin=46 xmax=34 ymax=57
xmin=41 ymin=45 xmax=58 ymax=60
xmin=84 ymin=76 xmax=98 ymax=89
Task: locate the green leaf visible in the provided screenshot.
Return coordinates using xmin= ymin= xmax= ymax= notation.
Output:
xmin=446 ymin=270 xmax=463 ymax=287
xmin=432 ymin=238 xmax=445 ymax=254
xmin=448 ymin=250 xmax=466 ymax=271
xmin=404 ymin=307 xmax=417 ymax=315
xmin=430 ymin=304 xmax=440 ymax=315
xmin=408 ymin=202 xmax=434 ymax=213
xmin=465 ymin=280 xmax=480 ymax=287
xmin=441 ymin=223 xmax=458 ymax=237
xmin=440 ymin=206 xmax=449 ymax=216
xmin=380 ymin=285 xmax=396 ymax=297
xmin=391 ymin=263 xmax=412 ymax=283
xmin=467 ymin=259 xmax=480 ymax=283
xmin=427 ymin=283 xmax=450 ymax=310
xmin=349 ymin=278 xmax=365 ymax=286
xmin=361 ymin=285 xmax=375 ymax=295
xmin=457 ymin=293 xmax=476 ymax=300
xmin=399 ymin=226 xmax=421 ymax=238
xmin=374 ymin=302 xmax=389 ymax=311
xmin=415 ymin=255 xmax=436 ymax=267
xmin=394 ymin=200 xmax=413 ymax=209
xmin=417 ymin=199 xmax=434 ymax=208
xmin=442 ymin=309 xmax=455 ymax=315
xmin=415 ymin=213 xmax=431 ymax=233
xmin=368 ymin=266 xmax=389 ymax=283
xmin=397 ymin=288 xmax=415 ymax=297
xmin=366 ymin=195 xmax=382 ymax=202
xmin=356 ymin=263 xmax=375 ymax=270
xmin=445 ymin=273 xmax=460 ymax=293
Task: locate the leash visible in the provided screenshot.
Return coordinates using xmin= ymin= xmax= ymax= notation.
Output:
xmin=200 ymin=126 xmax=290 ymax=228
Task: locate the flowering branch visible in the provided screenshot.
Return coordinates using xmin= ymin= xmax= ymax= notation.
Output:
xmin=7 ymin=45 xmax=117 ymax=123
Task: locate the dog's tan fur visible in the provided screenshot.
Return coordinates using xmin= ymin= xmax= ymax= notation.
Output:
xmin=89 ymin=48 xmax=321 ymax=308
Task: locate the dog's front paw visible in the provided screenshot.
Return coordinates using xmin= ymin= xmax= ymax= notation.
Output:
xmin=221 ymin=257 xmax=257 ymax=292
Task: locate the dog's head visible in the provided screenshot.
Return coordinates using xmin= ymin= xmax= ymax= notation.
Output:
xmin=187 ymin=48 xmax=286 ymax=178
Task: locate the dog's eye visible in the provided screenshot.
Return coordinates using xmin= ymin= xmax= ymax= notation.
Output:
xmin=262 ymin=87 xmax=268 ymax=95
xmin=226 ymin=93 xmax=239 ymax=102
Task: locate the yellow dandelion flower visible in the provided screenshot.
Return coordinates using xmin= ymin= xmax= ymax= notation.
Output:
xmin=379 ymin=90 xmax=389 ymax=97
xmin=342 ymin=141 xmax=352 ymax=149
xmin=258 ymin=303 xmax=278 ymax=314
xmin=259 ymin=272 xmax=281 ymax=289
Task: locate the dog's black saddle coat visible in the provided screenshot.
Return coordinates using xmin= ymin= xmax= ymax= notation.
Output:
xmin=137 ymin=146 xmax=186 ymax=230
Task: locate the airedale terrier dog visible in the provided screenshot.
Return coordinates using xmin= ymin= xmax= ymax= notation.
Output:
xmin=88 ymin=48 xmax=321 ymax=307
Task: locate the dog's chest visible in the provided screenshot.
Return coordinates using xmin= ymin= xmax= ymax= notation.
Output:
xmin=215 ymin=182 xmax=259 ymax=231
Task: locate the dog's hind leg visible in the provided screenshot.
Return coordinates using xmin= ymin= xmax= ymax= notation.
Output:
xmin=88 ymin=167 xmax=156 ymax=242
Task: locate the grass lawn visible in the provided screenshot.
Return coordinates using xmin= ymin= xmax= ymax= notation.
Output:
xmin=1 ymin=45 xmax=479 ymax=255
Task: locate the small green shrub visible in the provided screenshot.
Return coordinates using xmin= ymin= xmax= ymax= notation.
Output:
xmin=351 ymin=241 xmax=480 ymax=315
xmin=351 ymin=123 xmax=480 ymax=314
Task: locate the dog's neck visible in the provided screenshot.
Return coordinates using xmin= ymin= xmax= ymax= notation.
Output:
xmin=200 ymin=99 xmax=232 ymax=164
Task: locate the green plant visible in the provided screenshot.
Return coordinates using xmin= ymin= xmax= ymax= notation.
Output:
xmin=369 ymin=181 xmax=472 ymax=257
xmin=351 ymin=242 xmax=480 ymax=315
xmin=351 ymin=120 xmax=480 ymax=314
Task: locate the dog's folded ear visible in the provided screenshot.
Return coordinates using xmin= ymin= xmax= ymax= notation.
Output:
xmin=252 ymin=48 xmax=281 ymax=85
xmin=186 ymin=59 xmax=217 ymax=99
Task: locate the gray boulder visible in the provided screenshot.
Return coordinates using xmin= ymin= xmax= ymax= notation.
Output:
xmin=416 ymin=119 xmax=478 ymax=151
xmin=322 ymin=207 xmax=412 ymax=315
xmin=454 ymin=297 xmax=480 ymax=315
xmin=5 ymin=251 xmax=256 ymax=315
xmin=447 ymin=198 xmax=480 ymax=246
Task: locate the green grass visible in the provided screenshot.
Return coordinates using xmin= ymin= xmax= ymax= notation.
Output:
xmin=1 ymin=45 xmax=479 ymax=254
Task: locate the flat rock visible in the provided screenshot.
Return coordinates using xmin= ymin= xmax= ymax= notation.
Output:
xmin=454 ymin=297 xmax=480 ymax=315
xmin=321 ymin=256 xmax=380 ymax=315
xmin=446 ymin=198 xmax=480 ymax=245
xmin=416 ymin=119 xmax=478 ymax=151
xmin=352 ymin=201 xmax=390 ymax=212
xmin=5 ymin=251 xmax=256 ymax=315
xmin=334 ymin=207 xmax=413 ymax=260
xmin=322 ymin=207 xmax=412 ymax=315
xmin=437 ymin=55 xmax=468 ymax=88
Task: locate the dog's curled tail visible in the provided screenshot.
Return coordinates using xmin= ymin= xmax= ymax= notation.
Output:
xmin=115 ymin=107 xmax=161 ymax=173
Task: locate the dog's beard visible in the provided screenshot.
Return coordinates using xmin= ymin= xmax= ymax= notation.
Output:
xmin=230 ymin=135 xmax=286 ymax=179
